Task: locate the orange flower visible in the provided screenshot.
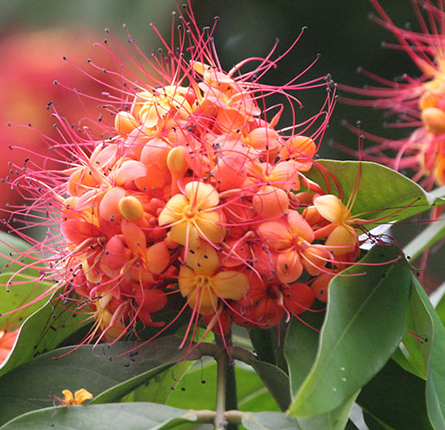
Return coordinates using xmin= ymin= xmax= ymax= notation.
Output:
xmin=158 ymin=182 xmax=226 ymax=247
xmin=178 ymin=241 xmax=248 ymax=315
xmin=61 ymin=388 xmax=93 ymax=407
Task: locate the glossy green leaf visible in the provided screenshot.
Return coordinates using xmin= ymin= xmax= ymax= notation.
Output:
xmin=0 ymin=403 xmax=199 ymax=430
xmin=358 ymin=359 xmax=432 ymax=430
xmin=295 ymin=390 xmax=359 ymax=430
xmin=0 ymin=336 xmax=191 ymax=425
xmin=284 ymin=305 xmax=325 ymax=396
xmin=285 ymin=306 xmax=360 ymax=429
xmin=391 ymin=301 xmax=428 ymax=381
xmin=242 ymin=412 xmax=301 ymax=430
xmin=435 ymin=286 xmax=445 ymax=327
xmin=288 ymin=245 xmax=412 ymax=417
xmin=0 ymin=272 xmax=50 ymax=326
xmin=0 ymin=291 xmax=89 ymax=377
xmin=249 ymin=325 xmax=288 ymax=371
xmin=130 ymin=359 xmax=279 ymax=412
xmin=237 ymin=350 xmax=291 ymax=411
xmin=404 ymin=218 xmax=445 ymax=261
xmin=306 ymin=160 xmax=442 ymax=224
xmin=411 ymin=276 xmax=445 ymax=430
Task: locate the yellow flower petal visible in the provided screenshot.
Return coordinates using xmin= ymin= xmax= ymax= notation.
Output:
xmin=178 ymin=266 xmax=198 ymax=297
xmin=184 ymin=241 xmax=220 ymax=275
xmin=194 ymin=211 xmax=225 ymax=244
xmin=212 ymin=271 xmax=248 ymax=300
xmin=170 ymin=222 xmax=200 ymax=247
xmin=62 ymin=390 xmax=74 ymax=406
xmin=74 ymin=388 xmax=93 ymax=405
xmin=185 ymin=181 xmax=219 ymax=209
xmin=314 ymin=194 xmax=349 ymax=225
xmin=326 ymin=225 xmax=357 ymax=255
xmin=158 ymin=194 xmax=188 ymax=226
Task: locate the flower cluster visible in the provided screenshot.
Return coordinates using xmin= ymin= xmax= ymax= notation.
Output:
xmin=341 ymin=0 xmax=445 ymax=190
xmin=5 ymin=4 xmax=367 ymax=343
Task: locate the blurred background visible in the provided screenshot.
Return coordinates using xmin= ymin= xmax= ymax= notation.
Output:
xmin=1 ymin=0 xmax=441 ymax=289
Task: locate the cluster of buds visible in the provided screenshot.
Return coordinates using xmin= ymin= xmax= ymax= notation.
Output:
xmin=5 ymin=4 xmax=368 ymax=343
xmin=341 ymin=0 xmax=445 ymax=189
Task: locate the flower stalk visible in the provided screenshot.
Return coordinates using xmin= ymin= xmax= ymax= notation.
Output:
xmin=214 ymin=333 xmax=238 ymax=430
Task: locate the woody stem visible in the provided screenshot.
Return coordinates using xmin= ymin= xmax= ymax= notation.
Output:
xmin=214 ymin=333 xmax=238 ymax=430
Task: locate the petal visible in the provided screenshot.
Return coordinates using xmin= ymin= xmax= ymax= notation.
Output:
xmin=276 ymin=250 xmax=303 ymax=284
xmin=62 ymin=390 xmax=74 ymax=406
xmin=212 ymin=271 xmax=249 ymax=300
xmin=326 ymin=225 xmax=357 ymax=255
xmin=253 ymin=186 xmax=289 ymax=219
xmin=257 ymin=220 xmax=292 ymax=250
xmin=91 ymin=144 xmax=117 ymax=171
xmin=302 ymin=245 xmax=329 ymax=276
xmin=121 ymin=219 xmax=147 ymax=258
xmin=170 ymin=221 xmax=200 ymax=248
xmin=185 ymin=181 xmax=219 ymax=209
xmin=104 ymin=236 xmax=127 ymax=270
xmin=288 ymin=210 xmax=315 ymax=243
xmin=146 ymin=241 xmax=170 ymax=274
xmin=178 ymin=266 xmax=196 ymax=298
xmin=185 ymin=241 xmax=220 ymax=275
xmin=195 ymin=211 xmax=226 ymax=243
xmin=214 ymin=155 xmax=248 ymax=191
xmin=158 ymin=194 xmax=188 ymax=226
xmin=270 ymin=161 xmax=300 ymax=191
xmin=115 ymin=160 xmax=147 ymax=186
xmin=249 ymin=127 xmax=280 ymax=151
xmin=99 ymin=187 xmax=126 ymax=222
xmin=284 ymin=283 xmax=315 ymax=315
xmin=115 ymin=111 xmax=139 ymax=137
xmin=73 ymin=389 xmax=93 ymax=405
xmin=314 ymin=194 xmax=348 ymax=225
xmin=140 ymin=138 xmax=169 ymax=166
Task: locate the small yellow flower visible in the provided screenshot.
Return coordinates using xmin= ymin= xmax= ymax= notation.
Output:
xmin=158 ymin=181 xmax=226 ymax=247
xmin=61 ymin=388 xmax=93 ymax=407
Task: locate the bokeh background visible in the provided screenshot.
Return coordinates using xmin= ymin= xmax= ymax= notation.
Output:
xmin=1 ymin=0 xmax=441 ymax=289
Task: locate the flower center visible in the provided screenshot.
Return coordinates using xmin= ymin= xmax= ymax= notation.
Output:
xmin=195 ymin=275 xmax=212 ymax=289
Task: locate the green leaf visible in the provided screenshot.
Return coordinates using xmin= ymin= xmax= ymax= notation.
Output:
xmin=284 ymin=305 xmax=325 ymax=396
xmin=411 ymin=276 xmax=445 ymax=430
xmin=288 ymin=245 xmax=412 ymax=417
xmin=0 ymin=272 xmax=50 ymax=326
xmin=0 ymin=336 xmax=191 ymax=425
xmin=295 ymin=390 xmax=359 ymax=430
xmin=131 ymin=358 xmax=280 ymax=412
xmin=242 ymin=412 xmax=301 ymax=430
xmin=249 ymin=326 xmax=277 ymax=366
xmin=306 ymin=160 xmax=442 ymax=224
xmin=404 ymin=218 xmax=445 ymax=261
xmin=0 ymin=292 xmax=89 ymax=377
xmin=391 ymin=303 xmax=428 ymax=381
xmin=249 ymin=325 xmax=288 ymax=371
xmin=0 ymin=403 xmax=199 ymax=430
xmin=358 ymin=359 xmax=432 ymax=430
xmin=248 ymin=359 xmax=291 ymax=411
xmin=435 ymin=286 xmax=445 ymax=327
xmin=285 ymin=308 xmax=359 ymax=429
